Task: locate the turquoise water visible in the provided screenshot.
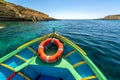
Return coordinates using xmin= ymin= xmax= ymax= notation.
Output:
xmin=0 ymin=20 xmax=120 ymax=80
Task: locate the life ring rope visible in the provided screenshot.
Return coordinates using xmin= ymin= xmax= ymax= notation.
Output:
xmin=38 ymin=38 xmax=63 ymax=63
xmin=58 ymin=48 xmax=63 ymax=51
xmin=46 ymin=56 xmax=50 ymax=63
xmin=51 ymin=38 xmax=55 ymax=43
xmin=39 ymin=45 xmax=44 ymax=48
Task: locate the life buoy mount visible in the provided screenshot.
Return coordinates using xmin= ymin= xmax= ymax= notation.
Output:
xmin=38 ymin=38 xmax=63 ymax=63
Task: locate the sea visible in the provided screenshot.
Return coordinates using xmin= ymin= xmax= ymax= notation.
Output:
xmin=0 ymin=20 xmax=120 ymax=80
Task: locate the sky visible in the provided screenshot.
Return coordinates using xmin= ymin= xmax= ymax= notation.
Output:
xmin=6 ymin=0 xmax=120 ymax=19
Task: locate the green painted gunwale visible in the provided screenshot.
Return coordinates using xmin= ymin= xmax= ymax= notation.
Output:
xmin=0 ymin=33 xmax=107 ymax=80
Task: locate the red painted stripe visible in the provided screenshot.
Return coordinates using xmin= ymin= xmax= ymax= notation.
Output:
xmin=7 ymin=72 xmax=17 ymax=80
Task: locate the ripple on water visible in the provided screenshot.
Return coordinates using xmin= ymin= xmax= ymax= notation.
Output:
xmin=0 ymin=20 xmax=120 ymax=80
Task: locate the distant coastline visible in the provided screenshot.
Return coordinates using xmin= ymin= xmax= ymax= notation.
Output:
xmin=103 ymin=14 xmax=120 ymax=20
xmin=0 ymin=1 xmax=54 ymax=21
xmin=0 ymin=1 xmax=120 ymax=21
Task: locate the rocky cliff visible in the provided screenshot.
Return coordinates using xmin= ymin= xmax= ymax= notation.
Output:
xmin=104 ymin=14 xmax=120 ymax=20
xmin=0 ymin=1 xmax=54 ymax=21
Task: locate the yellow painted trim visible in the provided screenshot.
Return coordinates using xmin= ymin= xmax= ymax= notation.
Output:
xmin=73 ymin=61 xmax=86 ymax=68
xmin=65 ymin=50 xmax=75 ymax=57
xmin=17 ymin=34 xmax=51 ymax=50
xmin=27 ymin=47 xmax=37 ymax=55
xmin=15 ymin=55 xmax=27 ymax=62
xmin=0 ymin=63 xmax=15 ymax=71
xmin=80 ymin=75 xmax=96 ymax=80
xmin=18 ymin=72 xmax=31 ymax=80
xmin=55 ymin=34 xmax=87 ymax=55
xmin=17 ymin=38 xmax=40 ymax=50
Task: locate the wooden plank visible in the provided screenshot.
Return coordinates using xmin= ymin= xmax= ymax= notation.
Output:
xmin=27 ymin=47 xmax=37 ymax=55
xmin=81 ymin=75 xmax=96 ymax=80
xmin=65 ymin=50 xmax=75 ymax=57
xmin=18 ymin=72 xmax=31 ymax=80
xmin=73 ymin=61 xmax=86 ymax=68
xmin=0 ymin=63 xmax=15 ymax=71
xmin=15 ymin=55 xmax=27 ymax=62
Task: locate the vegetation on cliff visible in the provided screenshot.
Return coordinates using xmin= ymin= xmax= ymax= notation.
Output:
xmin=0 ymin=0 xmax=54 ymax=21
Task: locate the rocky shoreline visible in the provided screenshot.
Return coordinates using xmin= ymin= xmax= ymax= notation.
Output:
xmin=103 ymin=14 xmax=120 ymax=20
xmin=0 ymin=1 xmax=54 ymax=21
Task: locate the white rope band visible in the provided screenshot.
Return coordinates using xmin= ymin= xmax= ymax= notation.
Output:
xmin=46 ymin=56 xmax=50 ymax=63
xmin=58 ymin=48 xmax=63 ymax=51
xmin=39 ymin=45 xmax=44 ymax=48
xmin=51 ymin=38 xmax=54 ymax=43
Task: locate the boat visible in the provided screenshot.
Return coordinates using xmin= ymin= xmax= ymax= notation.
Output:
xmin=0 ymin=29 xmax=107 ymax=80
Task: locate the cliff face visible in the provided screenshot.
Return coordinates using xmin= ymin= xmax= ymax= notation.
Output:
xmin=104 ymin=15 xmax=120 ymax=20
xmin=0 ymin=1 xmax=53 ymax=21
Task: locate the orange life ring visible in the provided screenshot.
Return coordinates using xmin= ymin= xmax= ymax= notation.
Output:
xmin=38 ymin=38 xmax=63 ymax=63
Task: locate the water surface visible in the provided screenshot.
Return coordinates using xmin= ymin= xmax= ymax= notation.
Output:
xmin=0 ymin=20 xmax=120 ymax=80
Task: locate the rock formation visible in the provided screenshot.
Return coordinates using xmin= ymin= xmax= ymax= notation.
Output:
xmin=104 ymin=14 xmax=120 ymax=20
xmin=0 ymin=1 xmax=54 ymax=21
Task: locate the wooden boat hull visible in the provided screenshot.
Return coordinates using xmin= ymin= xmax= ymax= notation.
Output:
xmin=0 ymin=33 xmax=107 ymax=80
